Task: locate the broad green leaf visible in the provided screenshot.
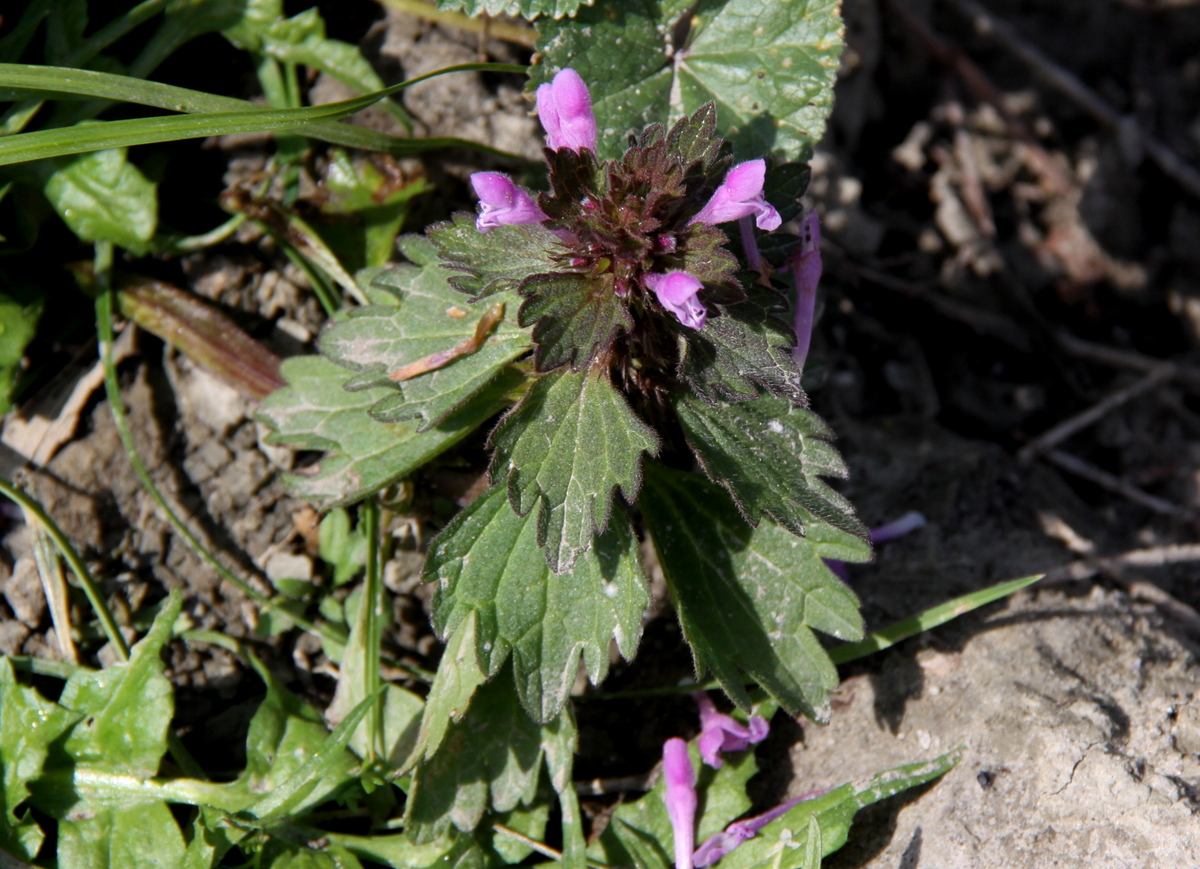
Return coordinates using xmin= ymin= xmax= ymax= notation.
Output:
xmin=718 ymin=751 xmax=961 ymax=869
xmin=518 ymin=272 xmax=633 ymax=372
xmin=57 ymin=592 xmax=181 ymax=779
xmin=426 ymin=484 xmax=647 ymax=721
xmin=261 ymin=842 xmax=365 ymax=869
xmin=640 ymin=465 xmax=866 ymax=721
xmin=405 ymin=667 xmax=544 ymax=842
xmin=43 ymin=147 xmax=157 ymax=252
xmin=0 ymin=286 xmax=42 ymax=414
xmin=533 ymin=0 xmax=843 ymax=162
xmin=57 ymin=802 xmax=187 ymax=869
xmin=318 ymin=150 xmax=430 ymax=270
xmin=674 ymin=390 xmax=867 ymax=540
xmin=320 ymin=261 xmax=531 ymax=431
xmin=430 ymin=214 xmax=568 ymax=301
xmin=437 ymin=0 xmax=590 ymax=19
xmin=680 ymin=281 xmax=804 ymax=405
xmin=490 ymin=366 xmax=659 ymax=572
xmin=590 ymin=740 xmax=757 ymax=869
xmin=0 ymin=657 xmax=77 ymax=861
xmin=258 ymin=355 xmax=520 ymax=503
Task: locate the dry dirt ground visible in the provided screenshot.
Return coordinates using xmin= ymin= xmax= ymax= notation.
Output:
xmin=4 ymin=0 xmax=1200 ymax=865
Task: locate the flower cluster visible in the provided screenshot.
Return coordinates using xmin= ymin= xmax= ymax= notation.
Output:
xmin=468 ymin=68 xmax=782 ymax=333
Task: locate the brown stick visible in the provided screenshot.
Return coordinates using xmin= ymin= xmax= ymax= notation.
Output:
xmin=946 ymin=0 xmax=1200 ymax=201
xmin=1043 ymin=449 xmax=1186 ymax=516
xmin=1017 ymin=365 xmax=1176 ymax=462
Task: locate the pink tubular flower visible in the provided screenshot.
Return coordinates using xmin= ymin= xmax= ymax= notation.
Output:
xmin=693 ymin=790 xmax=829 ymax=868
xmin=790 ymin=211 xmax=821 ymax=369
xmin=645 ymin=272 xmax=707 ymax=330
xmin=823 ymin=511 xmax=927 ymax=581
xmin=536 ymin=68 xmax=598 ymax=153
xmin=663 ymin=738 xmax=697 ymax=869
xmin=691 ymin=160 xmax=782 ymax=231
xmin=470 ymin=172 xmax=548 ymax=233
xmin=694 ymin=692 xmax=769 ymax=769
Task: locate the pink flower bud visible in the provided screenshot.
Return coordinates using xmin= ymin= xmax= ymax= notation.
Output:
xmin=644 ymin=272 xmax=707 ymax=330
xmin=691 ymin=160 xmax=782 ymax=231
xmin=789 ymin=211 xmax=821 ymax=368
xmin=535 ymin=68 xmax=598 ymax=153
xmin=470 ymin=172 xmax=548 ymax=233
xmin=663 ymin=738 xmax=697 ymax=869
xmin=694 ymin=692 xmax=770 ymax=769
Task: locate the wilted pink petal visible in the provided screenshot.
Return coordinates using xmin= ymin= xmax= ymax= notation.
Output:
xmin=644 ymin=272 xmax=707 ymax=329
xmin=470 ymin=172 xmax=548 ymax=233
xmin=790 ymin=211 xmax=821 ymax=368
xmin=691 ymin=160 xmax=782 ymax=231
xmin=663 ymin=738 xmax=697 ymax=869
xmin=535 ymin=68 xmax=597 ymax=153
xmin=694 ymin=692 xmax=770 ymax=769
xmin=694 ymin=794 xmax=831 ymax=867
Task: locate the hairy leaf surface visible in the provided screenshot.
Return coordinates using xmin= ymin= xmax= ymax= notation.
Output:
xmin=425 ymin=484 xmax=646 ymax=721
xmin=674 ymin=391 xmax=867 ymax=539
xmin=437 ymin=0 xmax=590 ymax=17
xmin=430 ymin=215 xmax=567 ymax=300
xmin=320 ymin=262 xmax=530 ymax=429
xmin=258 ymin=355 xmax=519 ymax=503
xmin=679 ymin=280 xmax=802 ymax=404
xmin=518 ymin=272 xmax=632 ymax=372
xmin=533 ymin=0 xmax=843 ymax=162
xmin=490 ymin=366 xmax=659 ymax=572
xmin=640 ymin=465 xmax=866 ymax=720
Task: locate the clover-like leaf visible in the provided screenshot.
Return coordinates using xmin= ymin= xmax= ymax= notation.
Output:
xmin=436 ymin=0 xmax=591 ymax=18
xmin=518 ymin=272 xmax=633 ymax=372
xmin=431 ymin=215 xmax=568 ymax=301
xmin=258 ymin=355 xmax=520 ymax=503
xmin=490 ymin=366 xmax=659 ymax=572
xmin=680 ymin=281 xmax=803 ymax=404
xmin=533 ymin=0 xmax=843 ymax=162
xmin=640 ymin=465 xmax=867 ymax=721
xmin=320 ymin=261 xmax=531 ymax=430
xmin=718 ymin=751 xmax=962 ymax=869
xmin=425 ymin=484 xmax=647 ymax=721
xmin=674 ymin=390 xmax=868 ymax=540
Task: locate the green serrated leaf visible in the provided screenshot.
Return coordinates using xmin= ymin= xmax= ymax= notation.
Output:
xmin=674 ymin=391 xmax=868 ymax=540
xmin=426 ymin=484 xmax=647 ymax=721
xmin=430 ymin=214 xmax=567 ymax=301
xmin=590 ymin=740 xmax=757 ymax=869
xmin=405 ymin=666 xmax=544 ymax=842
xmin=490 ymin=366 xmax=659 ymax=572
xmin=718 ymin=750 xmax=961 ymax=869
xmin=533 ymin=0 xmax=843 ymax=162
xmin=407 ymin=613 xmax=489 ymax=770
xmin=641 ymin=465 xmax=866 ymax=721
xmin=680 ymin=280 xmax=803 ymax=404
xmin=0 ymin=657 xmax=76 ymax=861
xmin=0 ymin=286 xmax=42 ymax=414
xmin=320 ymin=260 xmax=531 ymax=430
xmin=518 ymin=272 xmax=633 ymax=372
xmin=258 ymin=355 xmax=520 ymax=503
xmin=43 ymin=147 xmax=157 ymax=252
xmin=437 ymin=0 xmax=591 ymax=19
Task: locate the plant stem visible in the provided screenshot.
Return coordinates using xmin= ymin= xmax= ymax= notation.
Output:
xmin=362 ymin=498 xmax=384 ymax=763
xmin=0 ymin=476 xmax=129 ymax=661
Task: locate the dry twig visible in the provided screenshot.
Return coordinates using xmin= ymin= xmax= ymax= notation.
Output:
xmin=1044 ymin=449 xmax=1186 ymax=516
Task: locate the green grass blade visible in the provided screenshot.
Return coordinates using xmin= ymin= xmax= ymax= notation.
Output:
xmin=828 ymin=574 xmax=1043 ymax=664
xmin=0 ymin=62 xmax=526 ymax=163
